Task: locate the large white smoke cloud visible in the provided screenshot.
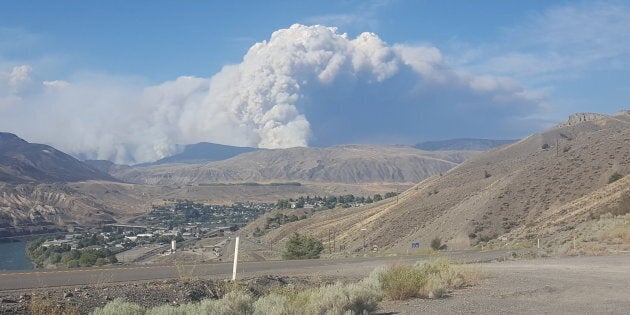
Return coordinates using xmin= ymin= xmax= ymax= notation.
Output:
xmin=0 ymin=24 xmax=544 ymax=164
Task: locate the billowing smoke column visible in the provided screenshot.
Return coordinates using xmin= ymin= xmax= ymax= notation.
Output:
xmin=0 ymin=24 xmax=543 ymax=164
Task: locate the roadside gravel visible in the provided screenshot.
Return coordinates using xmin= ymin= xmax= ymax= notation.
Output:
xmin=2 ymin=252 xmax=629 ymax=314
xmin=378 ymin=254 xmax=630 ymax=314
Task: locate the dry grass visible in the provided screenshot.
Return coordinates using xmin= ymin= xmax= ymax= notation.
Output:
xmin=28 ymin=296 xmax=79 ymax=315
xmin=251 ymin=115 xmax=630 ymax=252
xmin=376 ymin=258 xmax=481 ymax=300
xmin=92 ymin=259 xmax=482 ymax=314
xmin=600 ymin=226 xmax=630 ymax=243
xmin=175 ymin=263 xmax=199 ymax=281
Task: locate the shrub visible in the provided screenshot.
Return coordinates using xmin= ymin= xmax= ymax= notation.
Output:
xmin=79 ymin=252 xmax=98 ymax=267
xmin=205 ymin=291 xmax=255 ymax=315
xmin=430 ymin=237 xmax=446 ymax=250
xmin=133 ymin=281 xmax=379 ymax=315
xmin=378 ymin=264 xmax=427 ymax=300
xmin=608 ymin=172 xmax=624 ymax=184
xmin=282 ymin=233 xmax=324 ymax=260
xmin=91 ymin=298 xmax=144 ymax=315
xmin=253 ymin=293 xmax=289 ymax=315
xmin=28 ymin=296 xmax=78 ymax=315
xmin=95 ymin=260 xmax=479 ymax=314
xmin=66 ymin=259 xmax=79 ymax=268
xmin=50 ymin=253 xmax=62 ymax=264
xmin=606 ymin=194 xmax=630 ymax=216
xmin=300 ymin=280 xmax=382 ymax=314
xmin=376 ymin=259 xmax=480 ymax=300
xmin=600 ymin=227 xmax=630 ymax=243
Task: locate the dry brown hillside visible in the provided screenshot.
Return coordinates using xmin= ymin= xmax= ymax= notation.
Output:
xmin=0 ymin=179 xmax=412 ymax=237
xmin=111 ymin=145 xmax=477 ymax=185
xmin=246 ymin=111 xmax=629 ymax=252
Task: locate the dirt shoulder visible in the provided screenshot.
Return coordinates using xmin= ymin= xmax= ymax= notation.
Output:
xmin=378 ymin=254 xmax=630 ymax=314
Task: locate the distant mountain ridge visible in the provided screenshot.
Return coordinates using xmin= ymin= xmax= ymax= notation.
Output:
xmin=0 ymin=133 xmax=115 ymax=184
xmin=140 ymin=142 xmax=259 ymax=166
xmin=414 ymin=138 xmax=517 ymax=151
xmin=111 ymin=145 xmax=479 ymax=185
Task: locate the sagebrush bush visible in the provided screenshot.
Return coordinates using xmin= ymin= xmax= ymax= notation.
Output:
xmin=252 ymin=293 xmax=289 ymax=315
xmin=376 ymin=258 xmax=479 ymax=300
xmin=301 ymin=280 xmax=382 ymax=315
xmin=94 ymin=260 xmax=478 ymax=314
xmin=92 ymin=298 xmax=144 ymax=315
xmin=95 ymin=282 xmax=380 ymax=315
xmin=206 ymin=291 xmax=255 ymax=315
xmin=378 ymin=264 xmax=427 ymax=300
xmin=28 ymin=296 xmax=79 ymax=315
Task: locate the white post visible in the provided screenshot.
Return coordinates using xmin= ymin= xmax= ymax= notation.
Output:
xmin=537 ymin=239 xmax=540 ymax=249
xmin=232 ymin=236 xmax=240 ymax=281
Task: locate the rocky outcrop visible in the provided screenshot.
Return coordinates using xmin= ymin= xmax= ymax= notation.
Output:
xmin=561 ymin=113 xmax=608 ymax=126
xmin=0 ymin=184 xmax=115 ymax=237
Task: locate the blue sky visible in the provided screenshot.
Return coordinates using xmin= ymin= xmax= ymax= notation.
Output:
xmin=0 ymin=1 xmax=628 ymax=163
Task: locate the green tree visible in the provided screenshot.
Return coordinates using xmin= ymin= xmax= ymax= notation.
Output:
xmin=384 ymin=192 xmax=398 ymax=199
xmin=373 ymin=194 xmax=383 ymax=202
xmin=79 ymin=252 xmax=98 ymax=267
xmin=282 ymin=233 xmax=324 ymax=260
xmin=107 ymin=255 xmax=118 ymax=264
xmin=430 ymin=237 xmax=443 ymax=250
xmin=66 ymin=259 xmax=79 ymax=268
xmin=50 ymin=253 xmax=62 ymax=264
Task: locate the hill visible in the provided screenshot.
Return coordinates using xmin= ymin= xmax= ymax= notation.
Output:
xmin=110 ymin=145 xmax=479 ymax=185
xmin=83 ymin=160 xmax=132 ymax=174
xmin=0 ymin=133 xmax=115 ymax=184
xmin=140 ymin=142 xmax=259 ymax=166
xmin=245 ymin=111 xmax=630 ymax=253
xmin=0 ymin=181 xmax=154 ymax=237
xmin=414 ymin=138 xmax=517 ymax=151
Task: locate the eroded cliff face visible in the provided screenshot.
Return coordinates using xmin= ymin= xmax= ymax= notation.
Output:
xmin=0 ymin=183 xmax=115 ymax=237
xmin=561 ymin=113 xmax=609 ymax=126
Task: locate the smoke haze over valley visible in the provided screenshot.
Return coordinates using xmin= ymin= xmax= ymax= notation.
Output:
xmin=2 ymin=24 xmax=551 ymax=164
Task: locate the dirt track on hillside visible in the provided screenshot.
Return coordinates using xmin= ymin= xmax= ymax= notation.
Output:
xmin=379 ymin=254 xmax=630 ymax=314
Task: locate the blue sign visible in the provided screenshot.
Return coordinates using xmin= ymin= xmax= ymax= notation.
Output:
xmin=411 ymin=242 xmax=420 ymax=248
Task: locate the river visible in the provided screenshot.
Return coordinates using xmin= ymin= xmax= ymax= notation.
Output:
xmin=0 ymin=241 xmax=34 ymax=271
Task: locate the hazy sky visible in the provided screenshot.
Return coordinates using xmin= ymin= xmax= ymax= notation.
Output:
xmin=1 ymin=1 xmax=628 ymax=163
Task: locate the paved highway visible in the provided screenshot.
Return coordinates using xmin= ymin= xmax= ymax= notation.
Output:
xmin=0 ymin=250 xmax=513 ymax=291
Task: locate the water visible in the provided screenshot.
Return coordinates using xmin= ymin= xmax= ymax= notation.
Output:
xmin=0 ymin=241 xmax=34 ymax=271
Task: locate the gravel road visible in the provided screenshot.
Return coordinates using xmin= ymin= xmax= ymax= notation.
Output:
xmin=2 ymin=251 xmax=629 ymax=314
xmin=378 ymin=253 xmax=630 ymax=314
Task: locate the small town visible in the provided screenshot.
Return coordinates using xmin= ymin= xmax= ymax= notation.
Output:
xmin=26 ymin=200 xmax=275 ymax=269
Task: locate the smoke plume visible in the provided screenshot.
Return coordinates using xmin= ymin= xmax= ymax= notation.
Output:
xmin=0 ymin=24 xmax=544 ymax=164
